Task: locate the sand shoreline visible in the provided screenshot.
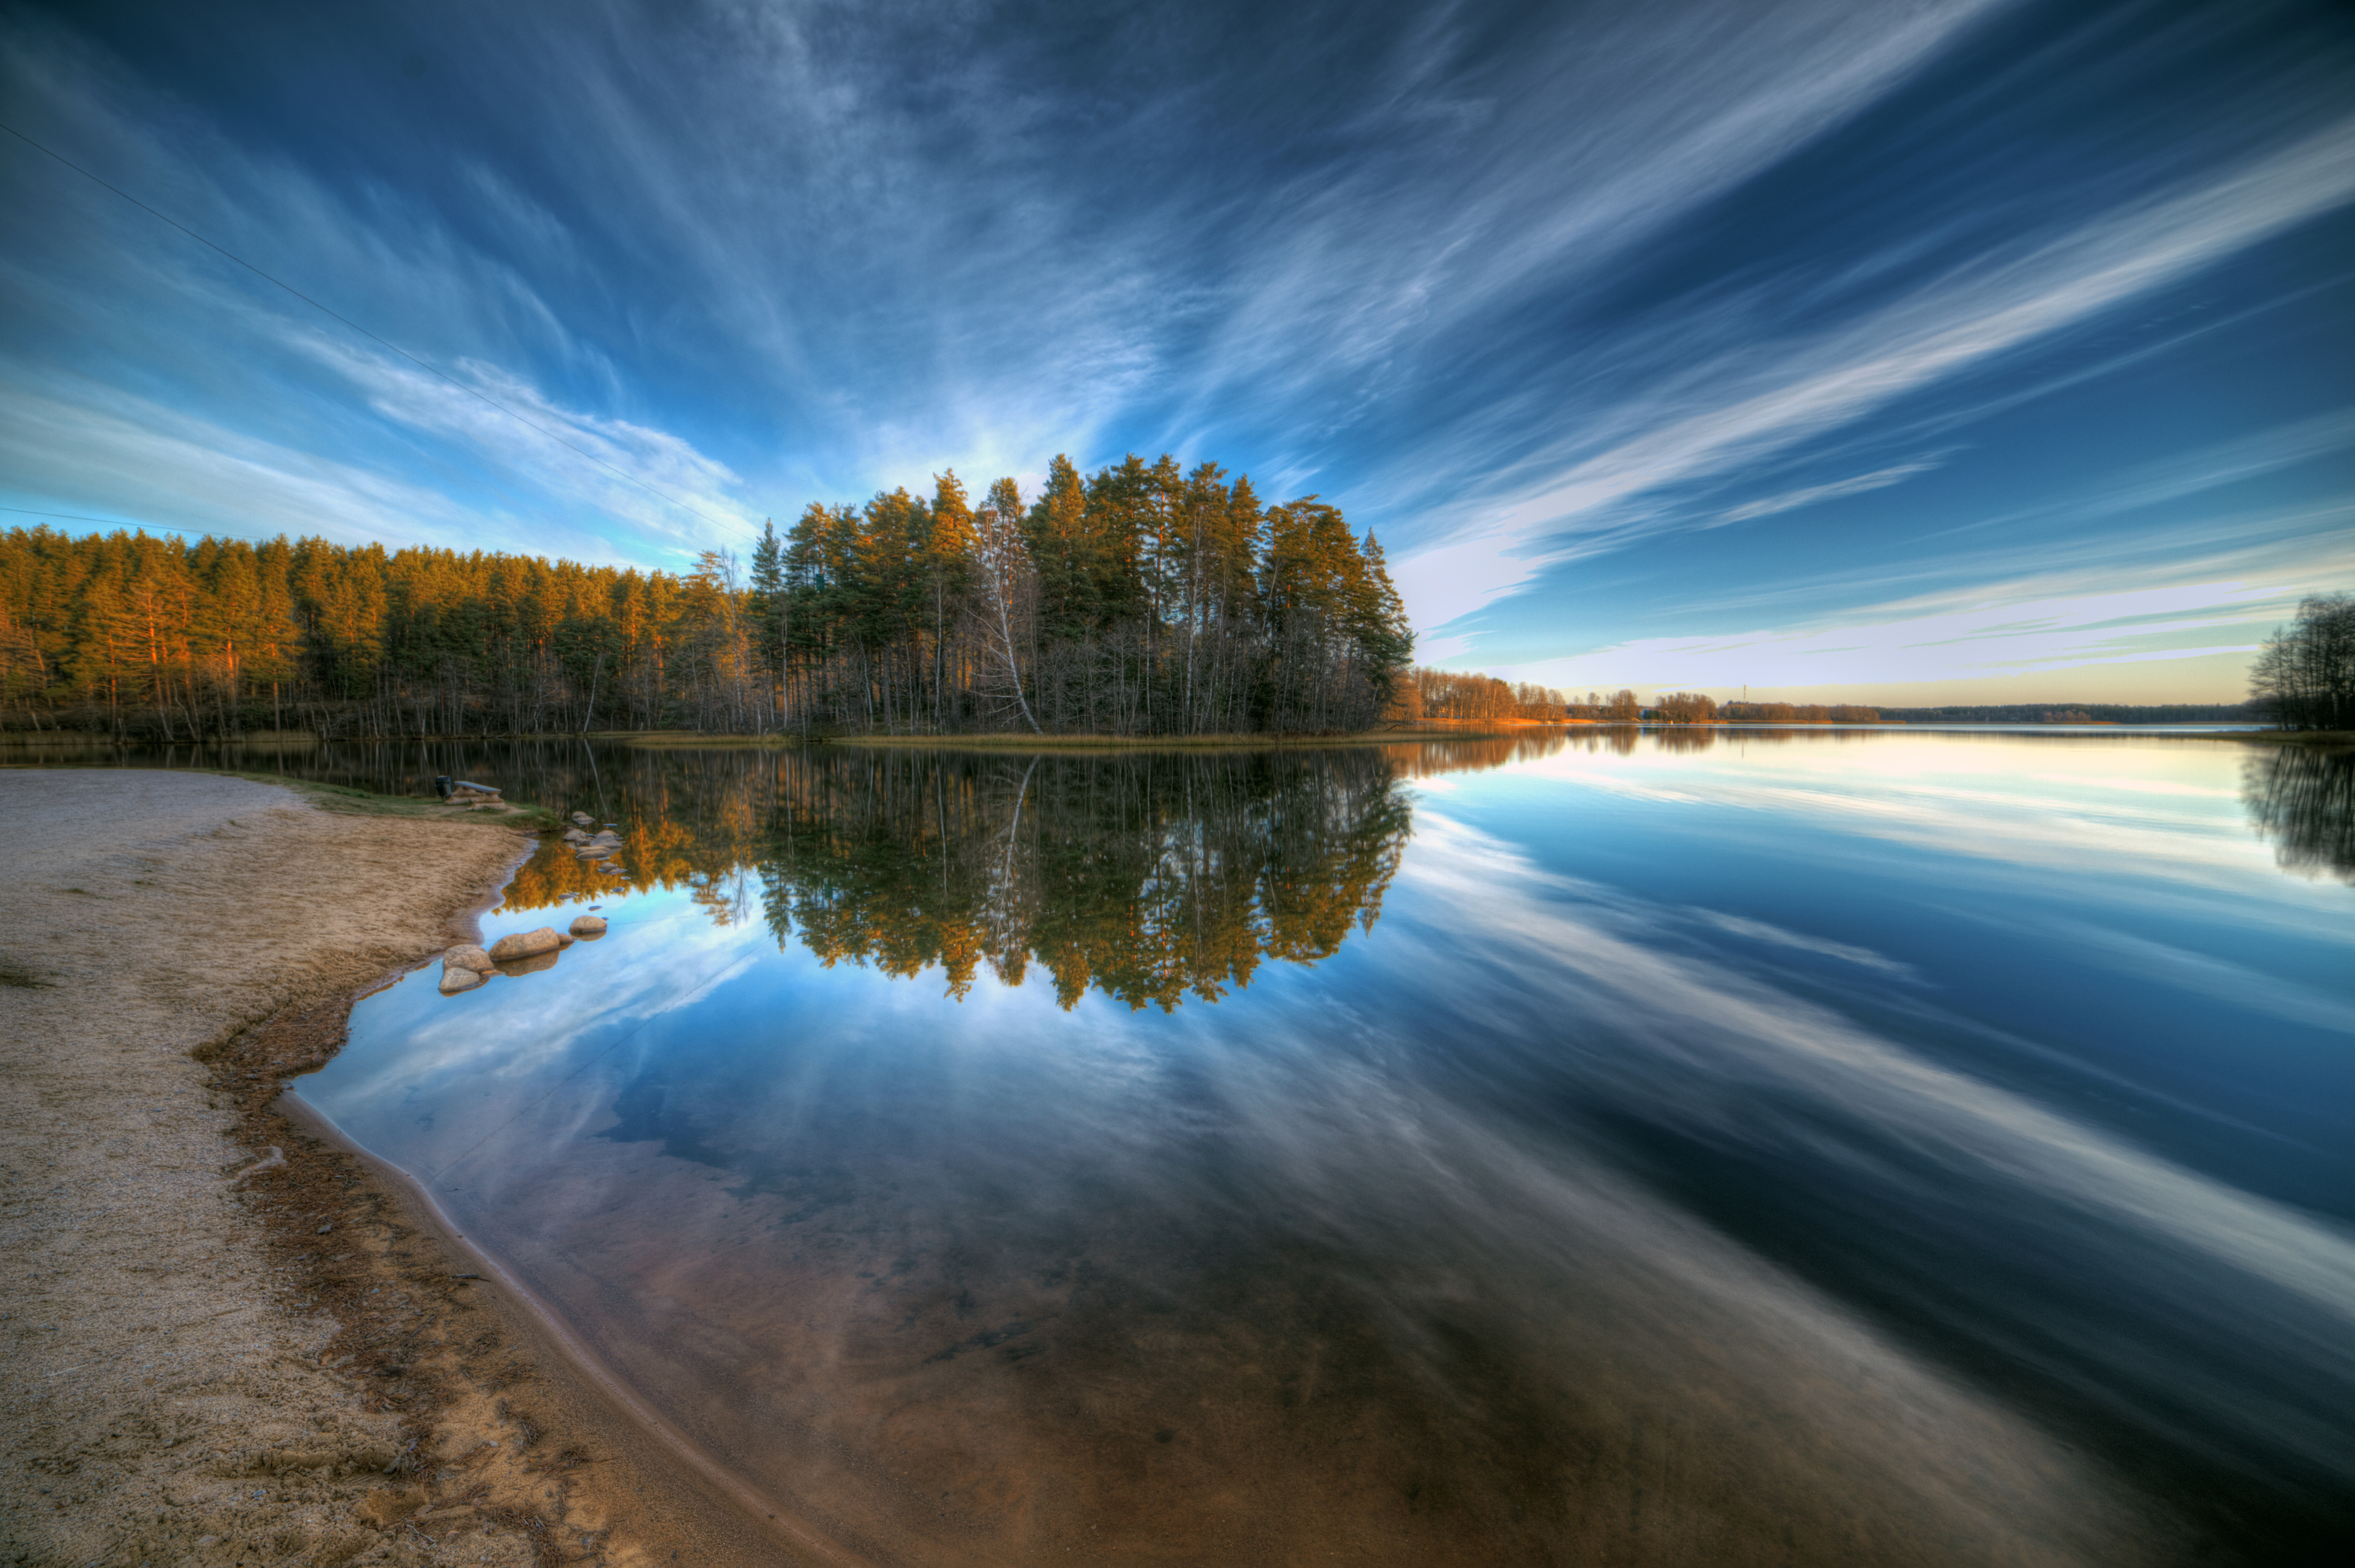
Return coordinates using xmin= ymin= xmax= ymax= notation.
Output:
xmin=0 ymin=770 xmax=804 ymax=1567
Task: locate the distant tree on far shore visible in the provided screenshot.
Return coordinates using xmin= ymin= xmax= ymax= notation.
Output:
xmin=1720 ymin=702 xmax=1879 ymax=722
xmin=1652 ymin=692 xmax=1717 ymax=723
xmin=2251 ymin=593 xmax=2354 ymax=731
xmin=1405 ymin=669 xmax=1568 ymax=722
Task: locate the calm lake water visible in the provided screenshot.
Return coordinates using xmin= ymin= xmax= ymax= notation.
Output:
xmin=39 ymin=729 xmax=2355 ymax=1563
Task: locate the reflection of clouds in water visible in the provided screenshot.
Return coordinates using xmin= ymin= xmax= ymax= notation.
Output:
xmin=313 ymin=888 xmax=772 ymax=1111
xmin=2027 ymin=917 xmax=2355 ymax=1035
xmin=1407 ymin=809 xmax=2355 ymax=1309
xmin=2022 ymin=772 xmax=2239 ymax=799
xmin=299 ymin=736 xmax=2354 ymax=1560
xmin=1530 ymin=741 xmax=2334 ymax=902
xmin=1176 ymin=1026 xmax=2153 ymax=1563
xmin=1688 ymin=909 xmax=1923 ymax=979
xmin=408 ymin=910 xmax=2165 ymax=1564
xmin=1396 ymin=809 xmax=2355 ymax=1472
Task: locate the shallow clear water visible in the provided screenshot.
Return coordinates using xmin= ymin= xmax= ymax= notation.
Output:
xmin=277 ymin=732 xmax=2349 ymax=1565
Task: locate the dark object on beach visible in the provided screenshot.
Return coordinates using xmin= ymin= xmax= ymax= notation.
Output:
xmin=433 ymin=776 xmax=452 ymax=800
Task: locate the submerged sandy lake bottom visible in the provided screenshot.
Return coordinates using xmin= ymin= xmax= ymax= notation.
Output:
xmin=273 ymin=731 xmax=2351 ymax=1565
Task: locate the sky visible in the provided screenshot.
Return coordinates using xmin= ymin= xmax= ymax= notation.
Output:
xmin=1 ymin=0 xmax=2350 ymax=704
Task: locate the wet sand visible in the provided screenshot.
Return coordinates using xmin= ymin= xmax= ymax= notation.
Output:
xmin=0 ymin=769 xmax=803 ymax=1567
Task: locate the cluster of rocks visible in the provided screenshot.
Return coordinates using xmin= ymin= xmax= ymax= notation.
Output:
xmin=560 ymin=811 xmax=629 ymax=876
xmin=438 ymin=912 xmax=608 ymax=995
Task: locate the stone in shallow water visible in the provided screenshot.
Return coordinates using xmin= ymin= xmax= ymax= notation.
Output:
xmin=443 ymin=943 xmax=495 ymax=974
xmin=486 ymin=928 xmax=561 ymax=962
xmin=437 ymin=967 xmax=483 ymax=996
xmin=569 ymin=915 xmax=608 ymax=938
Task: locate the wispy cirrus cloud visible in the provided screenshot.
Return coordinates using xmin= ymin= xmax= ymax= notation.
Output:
xmin=1165 ymin=0 xmax=2017 ymax=422
xmin=1391 ymin=118 xmax=2355 ymax=637
xmin=0 ymin=377 xmax=531 ymax=552
xmin=1715 ymin=462 xmax=1947 ymax=525
xmin=1 ymin=0 xmax=2348 ymax=700
xmin=1485 ymin=521 xmax=2355 ymax=701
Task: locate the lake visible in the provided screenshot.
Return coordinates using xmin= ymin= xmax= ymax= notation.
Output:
xmin=47 ymin=729 xmax=2355 ymax=1563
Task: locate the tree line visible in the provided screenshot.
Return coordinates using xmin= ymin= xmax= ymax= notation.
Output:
xmin=1876 ymin=703 xmax=2258 ymax=723
xmin=0 ymin=453 xmax=1412 ymax=739
xmin=1400 ymin=681 xmax=1883 ymax=724
xmin=2251 ymin=593 xmax=2353 ymax=732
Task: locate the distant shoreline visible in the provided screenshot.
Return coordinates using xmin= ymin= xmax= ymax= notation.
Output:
xmin=3 ymin=722 xmax=2344 ymax=754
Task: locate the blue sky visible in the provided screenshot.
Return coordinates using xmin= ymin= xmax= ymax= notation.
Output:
xmin=1 ymin=0 xmax=2350 ymax=702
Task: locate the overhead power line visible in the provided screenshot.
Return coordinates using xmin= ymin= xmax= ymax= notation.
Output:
xmin=0 ymin=119 xmax=758 ymax=544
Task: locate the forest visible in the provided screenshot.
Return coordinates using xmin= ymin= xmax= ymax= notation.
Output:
xmin=1876 ymin=702 xmax=2258 ymax=723
xmin=2249 ymin=593 xmax=2354 ymax=731
xmin=0 ymin=452 xmax=1413 ymax=739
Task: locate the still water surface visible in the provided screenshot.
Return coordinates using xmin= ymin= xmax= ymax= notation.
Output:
xmin=120 ymin=731 xmax=2355 ymax=1562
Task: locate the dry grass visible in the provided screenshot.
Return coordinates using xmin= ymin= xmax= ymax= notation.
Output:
xmin=201 ymin=771 xmax=565 ymax=832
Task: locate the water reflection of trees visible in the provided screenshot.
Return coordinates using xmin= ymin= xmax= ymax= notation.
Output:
xmin=2243 ymin=745 xmax=2355 ymax=882
xmin=758 ymin=750 xmax=1412 ymax=1009
xmin=439 ymin=741 xmax=1414 ymax=1010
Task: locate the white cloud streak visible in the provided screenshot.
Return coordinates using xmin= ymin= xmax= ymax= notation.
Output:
xmin=1715 ymin=462 xmax=1945 ymax=525
xmin=1482 ymin=499 xmax=2355 ymax=697
xmin=1398 ymin=807 xmax=2355 ymax=1335
xmin=1394 ymin=120 xmax=2355 ymax=635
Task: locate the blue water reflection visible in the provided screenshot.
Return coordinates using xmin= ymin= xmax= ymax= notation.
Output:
xmin=297 ymin=733 xmax=2355 ymax=1566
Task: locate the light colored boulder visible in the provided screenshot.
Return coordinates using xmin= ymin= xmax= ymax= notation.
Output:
xmin=569 ymin=914 xmax=608 ymax=938
xmin=438 ymin=967 xmax=484 ymax=996
xmin=443 ymin=943 xmax=495 ymax=974
xmin=487 ymin=928 xmax=562 ymax=963
xmin=571 ymin=811 xmax=593 ymax=826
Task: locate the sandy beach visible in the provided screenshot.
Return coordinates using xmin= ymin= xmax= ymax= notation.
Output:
xmin=0 ymin=770 xmax=802 ymax=1568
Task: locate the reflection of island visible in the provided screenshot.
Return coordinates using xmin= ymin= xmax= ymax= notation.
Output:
xmin=2244 ymin=744 xmax=2355 ymax=882
xmin=480 ymin=727 xmax=1918 ymax=943
xmin=760 ymin=750 xmax=1412 ymax=1008
xmin=486 ymin=744 xmax=1420 ymax=1007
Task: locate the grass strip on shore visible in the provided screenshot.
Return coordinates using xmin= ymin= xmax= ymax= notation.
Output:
xmin=188 ymin=769 xmax=565 ymax=830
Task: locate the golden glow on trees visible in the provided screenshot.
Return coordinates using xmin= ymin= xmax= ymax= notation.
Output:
xmin=0 ymin=452 xmax=1412 ymax=738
